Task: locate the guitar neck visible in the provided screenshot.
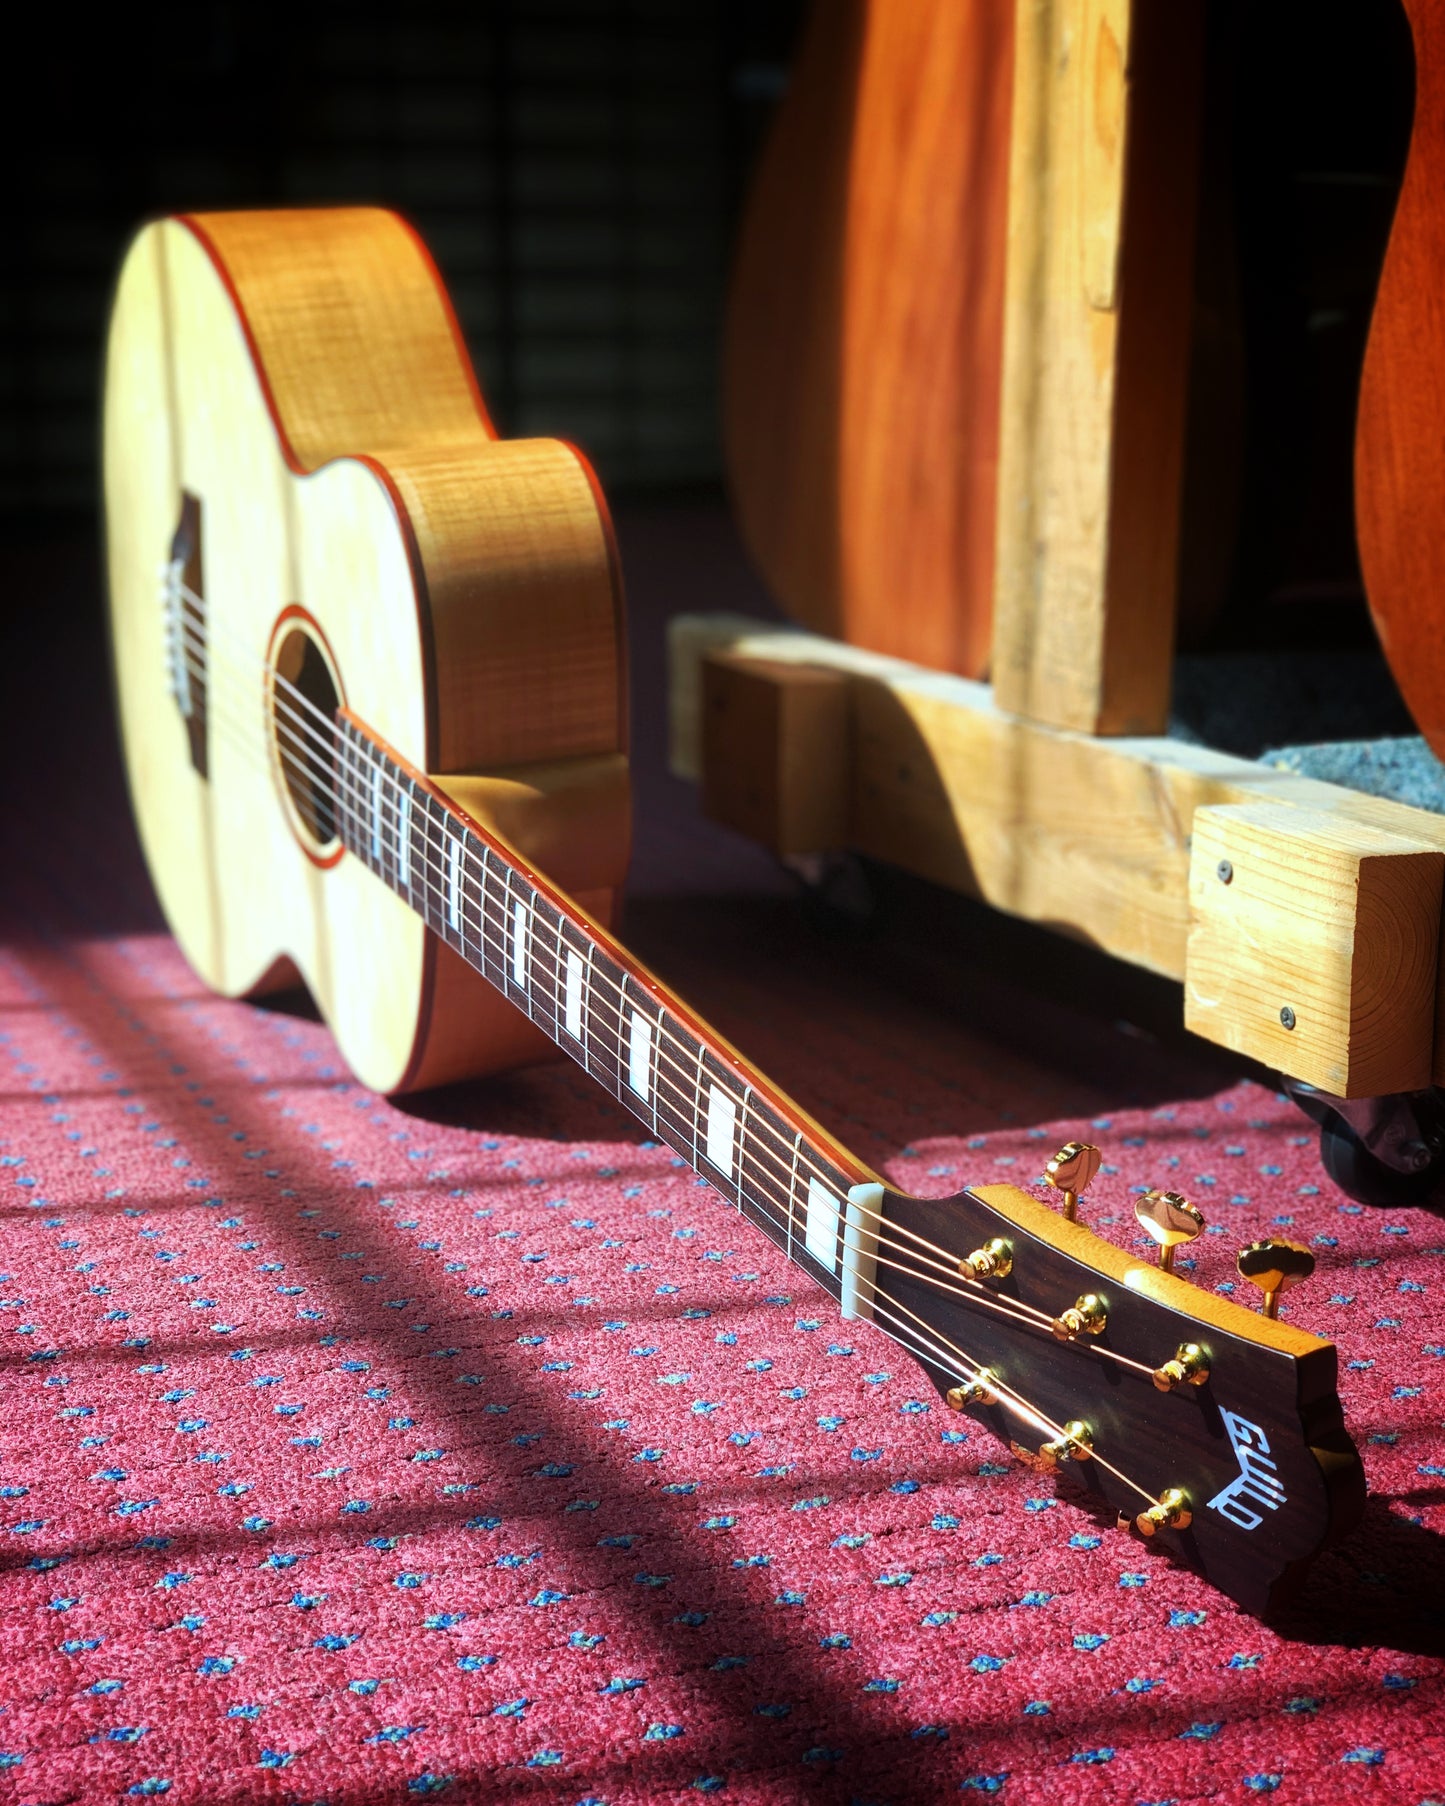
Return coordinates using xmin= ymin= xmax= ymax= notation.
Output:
xmin=332 ymin=712 xmax=874 ymax=1309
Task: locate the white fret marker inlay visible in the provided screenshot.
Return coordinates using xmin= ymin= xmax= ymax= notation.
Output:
xmin=805 ymin=1176 xmax=840 ymax=1273
xmin=705 ymin=1084 xmax=736 ymax=1174
xmin=627 ymin=1009 xmax=652 ymax=1100
xmin=511 ymin=898 xmax=529 ymax=986
xmin=396 ymin=788 xmax=412 ymax=889
xmin=564 ymin=948 xmax=584 ymax=1040
xmin=446 ymin=836 xmax=463 ymax=931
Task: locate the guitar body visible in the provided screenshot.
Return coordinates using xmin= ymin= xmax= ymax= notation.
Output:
xmin=723 ymin=0 xmax=1013 ymax=676
xmin=1356 ymin=0 xmax=1445 ymax=753
xmin=104 ymin=209 xmax=628 ymax=1094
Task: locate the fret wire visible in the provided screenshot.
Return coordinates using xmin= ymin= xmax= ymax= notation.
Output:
xmin=533 ymin=894 xmax=563 ymax=1046
xmin=464 ymin=842 xmax=487 ymax=972
xmin=582 ymin=938 xmax=597 ymax=1079
xmin=737 ymin=1080 xmax=753 ymax=1226
xmin=691 ymin=1035 xmax=706 ymax=1179
xmin=636 ymin=977 xmax=661 ymax=1142
xmin=788 ymin=1131 xmax=803 ymax=1269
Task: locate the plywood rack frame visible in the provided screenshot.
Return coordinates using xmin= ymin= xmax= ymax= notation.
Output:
xmin=669 ymin=0 xmax=1437 ymax=1104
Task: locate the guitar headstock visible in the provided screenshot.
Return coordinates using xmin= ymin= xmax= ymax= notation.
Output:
xmin=860 ymin=1161 xmax=1364 ymax=1615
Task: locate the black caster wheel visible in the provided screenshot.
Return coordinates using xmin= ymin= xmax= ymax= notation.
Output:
xmin=1282 ymin=1074 xmax=1445 ymax=1209
xmin=1317 ymin=1112 xmax=1445 ymax=1209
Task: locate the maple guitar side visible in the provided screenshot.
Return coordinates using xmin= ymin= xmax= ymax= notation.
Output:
xmin=1356 ymin=0 xmax=1445 ymax=753
xmin=103 ymin=208 xmax=629 ymax=1095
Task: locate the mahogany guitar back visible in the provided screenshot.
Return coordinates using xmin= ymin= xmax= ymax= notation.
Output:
xmin=1356 ymin=0 xmax=1445 ymax=752
xmin=723 ymin=0 xmax=1014 ymax=678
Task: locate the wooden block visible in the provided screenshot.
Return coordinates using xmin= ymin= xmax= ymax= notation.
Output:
xmin=1185 ymin=805 xmax=1443 ymax=1098
xmin=990 ymin=0 xmax=1203 ymax=736
xmin=699 ymin=651 xmax=850 ymax=857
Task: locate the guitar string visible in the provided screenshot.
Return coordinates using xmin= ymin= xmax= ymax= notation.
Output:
xmin=175 ymin=625 xmax=1169 ymax=1386
xmin=169 ymin=632 xmax=1162 ymax=1503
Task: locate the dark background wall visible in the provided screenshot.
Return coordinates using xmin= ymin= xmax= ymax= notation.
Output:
xmin=0 ymin=0 xmax=1420 ymax=650
xmin=2 ymin=0 xmax=804 ymax=531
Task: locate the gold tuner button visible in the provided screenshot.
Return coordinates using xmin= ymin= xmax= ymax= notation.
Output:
xmin=960 ymin=1237 xmax=1013 ymax=1282
xmin=1135 ymin=1487 xmax=1192 ymax=1537
xmin=1051 ymin=1292 xmax=1108 ymax=1341
xmin=1036 ymin=1420 xmax=1095 ymax=1471
xmin=1236 ymin=1239 xmax=1315 ymax=1319
xmin=1134 ymin=1189 xmax=1205 ymax=1273
xmin=1045 ymin=1140 xmax=1101 ymax=1223
xmin=1151 ymin=1341 xmax=1211 ymax=1392
xmin=946 ymin=1369 xmax=999 ymax=1410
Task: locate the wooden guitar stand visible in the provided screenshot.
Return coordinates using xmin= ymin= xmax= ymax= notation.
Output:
xmin=671 ymin=0 xmax=1445 ymax=1207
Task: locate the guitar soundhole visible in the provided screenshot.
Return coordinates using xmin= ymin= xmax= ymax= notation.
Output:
xmin=270 ymin=620 xmax=342 ymax=859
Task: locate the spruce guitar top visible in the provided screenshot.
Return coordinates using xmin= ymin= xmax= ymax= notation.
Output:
xmin=104 ymin=207 xmax=1363 ymax=1616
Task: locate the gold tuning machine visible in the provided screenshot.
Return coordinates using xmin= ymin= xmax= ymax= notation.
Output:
xmin=946 ymin=1369 xmax=999 ymax=1410
xmin=1135 ymin=1487 xmax=1192 ymax=1536
xmin=1134 ymin=1189 xmax=1204 ymax=1273
xmin=960 ymin=1237 xmax=1013 ymax=1282
xmin=1151 ymin=1341 xmax=1211 ymax=1392
xmin=1044 ymin=1141 xmax=1101 ymax=1223
xmin=1236 ymin=1239 xmax=1315 ymax=1318
xmin=1013 ymin=1420 xmax=1094 ymax=1472
xmin=1052 ymin=1292 xmax=1108 ymax=1341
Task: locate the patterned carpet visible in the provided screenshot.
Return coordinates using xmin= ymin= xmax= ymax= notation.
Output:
xmin=0 ymin=511 xmax=1442 ymax=1803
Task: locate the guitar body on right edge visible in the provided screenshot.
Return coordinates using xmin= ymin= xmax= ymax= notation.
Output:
xmin=1357 ymin=0 xmax=1445 ymax=752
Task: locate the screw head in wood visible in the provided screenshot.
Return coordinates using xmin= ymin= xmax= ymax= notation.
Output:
xmin=1279 ymin=1005 xmax=1297 ymax=1030
xmin=1216 ymin=859 xmax=1233 ymax=884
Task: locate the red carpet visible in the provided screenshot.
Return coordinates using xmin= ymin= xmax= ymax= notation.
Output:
xmin=1 ymin=926 xmax=1442 ymax=1805
xmin=1 ymin=512 xmax=1443 ymax=1801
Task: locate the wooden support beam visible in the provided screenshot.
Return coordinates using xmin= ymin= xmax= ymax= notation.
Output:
xmin=672 ymin=614 xmax=1445 ymax=1092
xmin=699 ymin=651 xmax=850 ymax=857
xmin=990 ymin=0 xmax=1202 ymax=736
xmin=1185 ymin=805 xmax=1443 ymax=1097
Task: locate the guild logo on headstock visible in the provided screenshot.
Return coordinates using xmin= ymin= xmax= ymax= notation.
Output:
xmin=1207 ymin=1410 xmax=1286 ymax=1530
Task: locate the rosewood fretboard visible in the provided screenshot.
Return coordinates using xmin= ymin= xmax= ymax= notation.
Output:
xmin=331 ymin=712 xmax=870 ymax=1309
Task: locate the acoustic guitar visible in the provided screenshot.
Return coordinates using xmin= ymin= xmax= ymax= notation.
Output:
xmin=105 ymin=207 xmax=1363 ymax=1615
xmin=1356 ymin=0 xmax=1445 ymax=754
